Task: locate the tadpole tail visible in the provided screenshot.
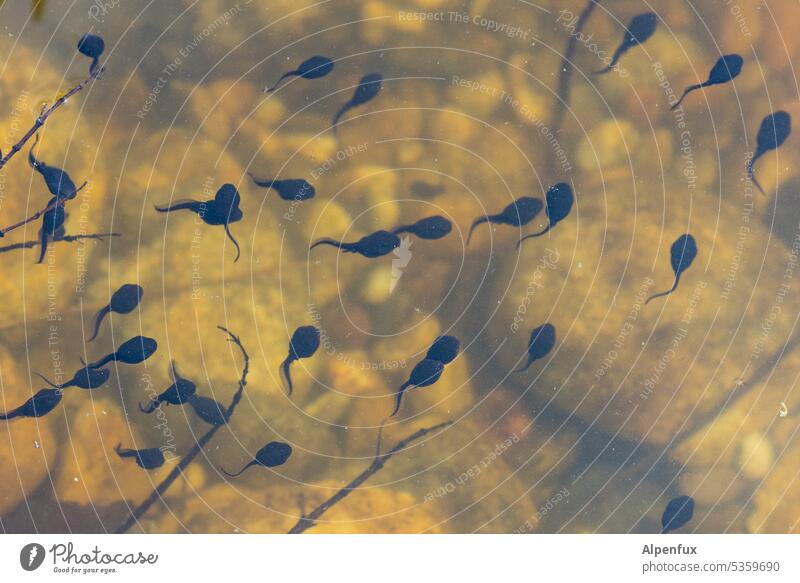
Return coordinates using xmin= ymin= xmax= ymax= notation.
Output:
xmin=114 ymin=444 xmax=134 ymax=458
xmin=87 ymin=304 xmax=111 ymax=342
xmin=223 ymin=222 xmax=241 ymax=263
xmin=222 ymin=460 xmax=256 ymax=477
xmin=36 ymin=230 xmax=49 ymax=264
xmin=331 ymin=101 xmax=353 ymax=133
xmin=154 ymin=200 xmax=201 ymax=213
xmin=516 ymin=225 xmax=551 ymax=248
xmin=374 ymin=415 xmax=392 ymax=457
xmin=671 ymin=83 xmax=705 ymax=111
xmin=391 ymin=224 xmax=411 ymax=236
xmin=514 ymin=357 xmax=533 ymax=374
xmin=280 ymin=356 xmax=295 ymax=397
xmin=310 ymin=237 xmax=343 ymax=251
xmin=389 ymin=382 xmax=411 ymax=418
xmin=33 ymin=371 xmax=61 ymax=388
xmin=594 ymin=45 xmax=625 ymax=75
xmin=89 ymin=57 xmax=100 ymax=76
xmin=87 ymin=353 xmax=115 ymax=369
xmin=645 ymin=276 xmax=680 ymax=305
xmin=247 ymin=172 xmax=275 ymax=189
xmin=0 ymin=407 xmax=20 ymax=421
xmin=27 ymin=132 xmax=42 ymax=169
xmin=747 ymin=157 xmax=766 ymax=196
xmin=138 ymin=400 xmax=158 ymax=414
xmin=264 ymin=70 xmax=298 ymax=93
xmin=466 ymin=216 xmax=491 ymax=246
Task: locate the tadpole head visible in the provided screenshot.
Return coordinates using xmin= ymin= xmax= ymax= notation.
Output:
xmin=503 ymin=197 xmax=543 ymax=226
xmin=255 ymin=441 xmax=293 ymax=468
xmin=408 ymin=358 xmax=445 ymax=388
xmin=353 ymin=72 xmax=383 ymax=104
xmin=708 ymin=54 xmax=743 ymax=84
xmin=426 ymin=335 xmax=460 ymax=365
xmin=110 ymin=283 xmax=143 ymax=313
xmin=74 ymin=366 xmax=111 ymax=390
xmin=289 ymin=326 xmax=321 ymax=359
xmin=77 ymin=34 xmax=105 ymax=59
xmin=299 ymin=56 xmax=334 ymax=79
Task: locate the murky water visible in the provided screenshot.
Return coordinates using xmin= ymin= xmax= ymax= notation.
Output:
xmin=1 ymin=0 xmax=799 ymax=533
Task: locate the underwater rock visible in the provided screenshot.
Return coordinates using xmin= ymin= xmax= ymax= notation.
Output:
xmin=748 ymin=435 xmax=800 ymax=532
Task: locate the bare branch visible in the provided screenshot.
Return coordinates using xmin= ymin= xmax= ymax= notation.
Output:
xmin=0 ymin=232 xmax=120 ymax=254
xmin=0 ymin=181 xmax=88 ymax=238
xmin=288 ymin=421 xmax=453 ymax=534
xmin=114 ymin=326 xmax=250 ymax=534
xmin=551 ymin=0 xmax=600 ymax=135
xmin=0 ymin=67 xmax=104 ymax=170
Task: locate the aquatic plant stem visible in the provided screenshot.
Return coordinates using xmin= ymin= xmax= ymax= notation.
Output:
xmin=552 ymin=0 xmax=600 ymax=135
xmin=287 ymin=421 xmax=452 ymax=534
xmin=0 ymin=67 xmax=103 ymax=170
xmin=114 ymin=326 xmax=249 ymax=534
xmin=0 ymin=232 xmax=119 ymax=254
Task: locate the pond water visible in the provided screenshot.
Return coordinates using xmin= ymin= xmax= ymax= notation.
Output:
xmin=1 ymin=0 xmax=799 ymax=534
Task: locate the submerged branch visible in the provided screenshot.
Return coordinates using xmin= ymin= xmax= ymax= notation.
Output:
xmin=287 ymin=421 xmax=453 ymax=534
xmin=0 ymin=232 xmax=119 ymax=254
xmin=0 ymin=67 xmax=104 ymax=170
xmin=114 ymin=326 xmax=250 ymax=534
xmin=0 ymin=181 xmax=88 ymax=238
xmin=551 ymin=0 xmax=600 ymax=135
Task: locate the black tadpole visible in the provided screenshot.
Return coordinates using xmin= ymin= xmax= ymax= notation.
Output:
xmin=391 ymin=358 xmax=445 ymax=417
xmin=248 ymin=174 xmax=316 ymax=202
xmin=747 ymin=111 xmax=792 ymax=195
xmin=155 ymin=183 xmax=243 ymax=261
xmin=280 ymin=326 xmax=321 ymax=397
xmin=36 ymin=197 xmax=67 ymax=264
xmin=310 ymin=230 xmax=401 ymax=258
xmin=223 ymin=441 xmax=292 ymax=477
xmin=594 ymin=12 xmax=657 ymax=75
xmin=332 ymin=73 xmax=383 ymax=132
xmin=645 ymin=234 xmax=697 ymax=305
xmin=115 ymin=444 xmax=165 ymax=470
xmin=77 ymin=33 xmax=105 ymax=76
xmin=661 ymin=495 xmax=695 ymax=533
xmin=516 ymin=183 xmax=574 ymax=247
xmin=425 ymin=335 xmax=460 ymax=365
xmin=139 ymin=362 xmax=197 ymax=414
xmin=88 ymin=283 xmax=143 ymax=342
xmin=468 ymin=197 xmax=543 ymax=245
xmin=28 ymin=134 xmax=79 ymax=200
xmin=671 ymin=54 xmax=743 ymax=110
xmin=264 ymin=55 xmax=334 ymax=93
xmin=188 ymin=394 xmax=229 ymax=426
xmin=516 ymin=323 xmax=556 ymax=373
xmin=0 ymin=388 xmax=63 ymax=420
xmin=35 ymin=366 xmax=110 ymax=390
xmin=86 ymin=335 xmax=158 ymax=369
xmin=392 ymin=215 xmax=452 ymax=240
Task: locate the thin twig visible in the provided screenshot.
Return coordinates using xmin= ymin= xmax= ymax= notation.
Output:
xmin=287 ymin=421 xmax=453 ymax=534
xmin=114 ymin=326 xmax=250 ymax=534
xmin=0 ymin=68 xmax=104 ymax=170
xmin=0 ymin=232 xmax=119 ymax=254
xmin=0 ymin=181 xmax=88 ymax=237
xmin=551 ymin=0 xmax=599 ymax=136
